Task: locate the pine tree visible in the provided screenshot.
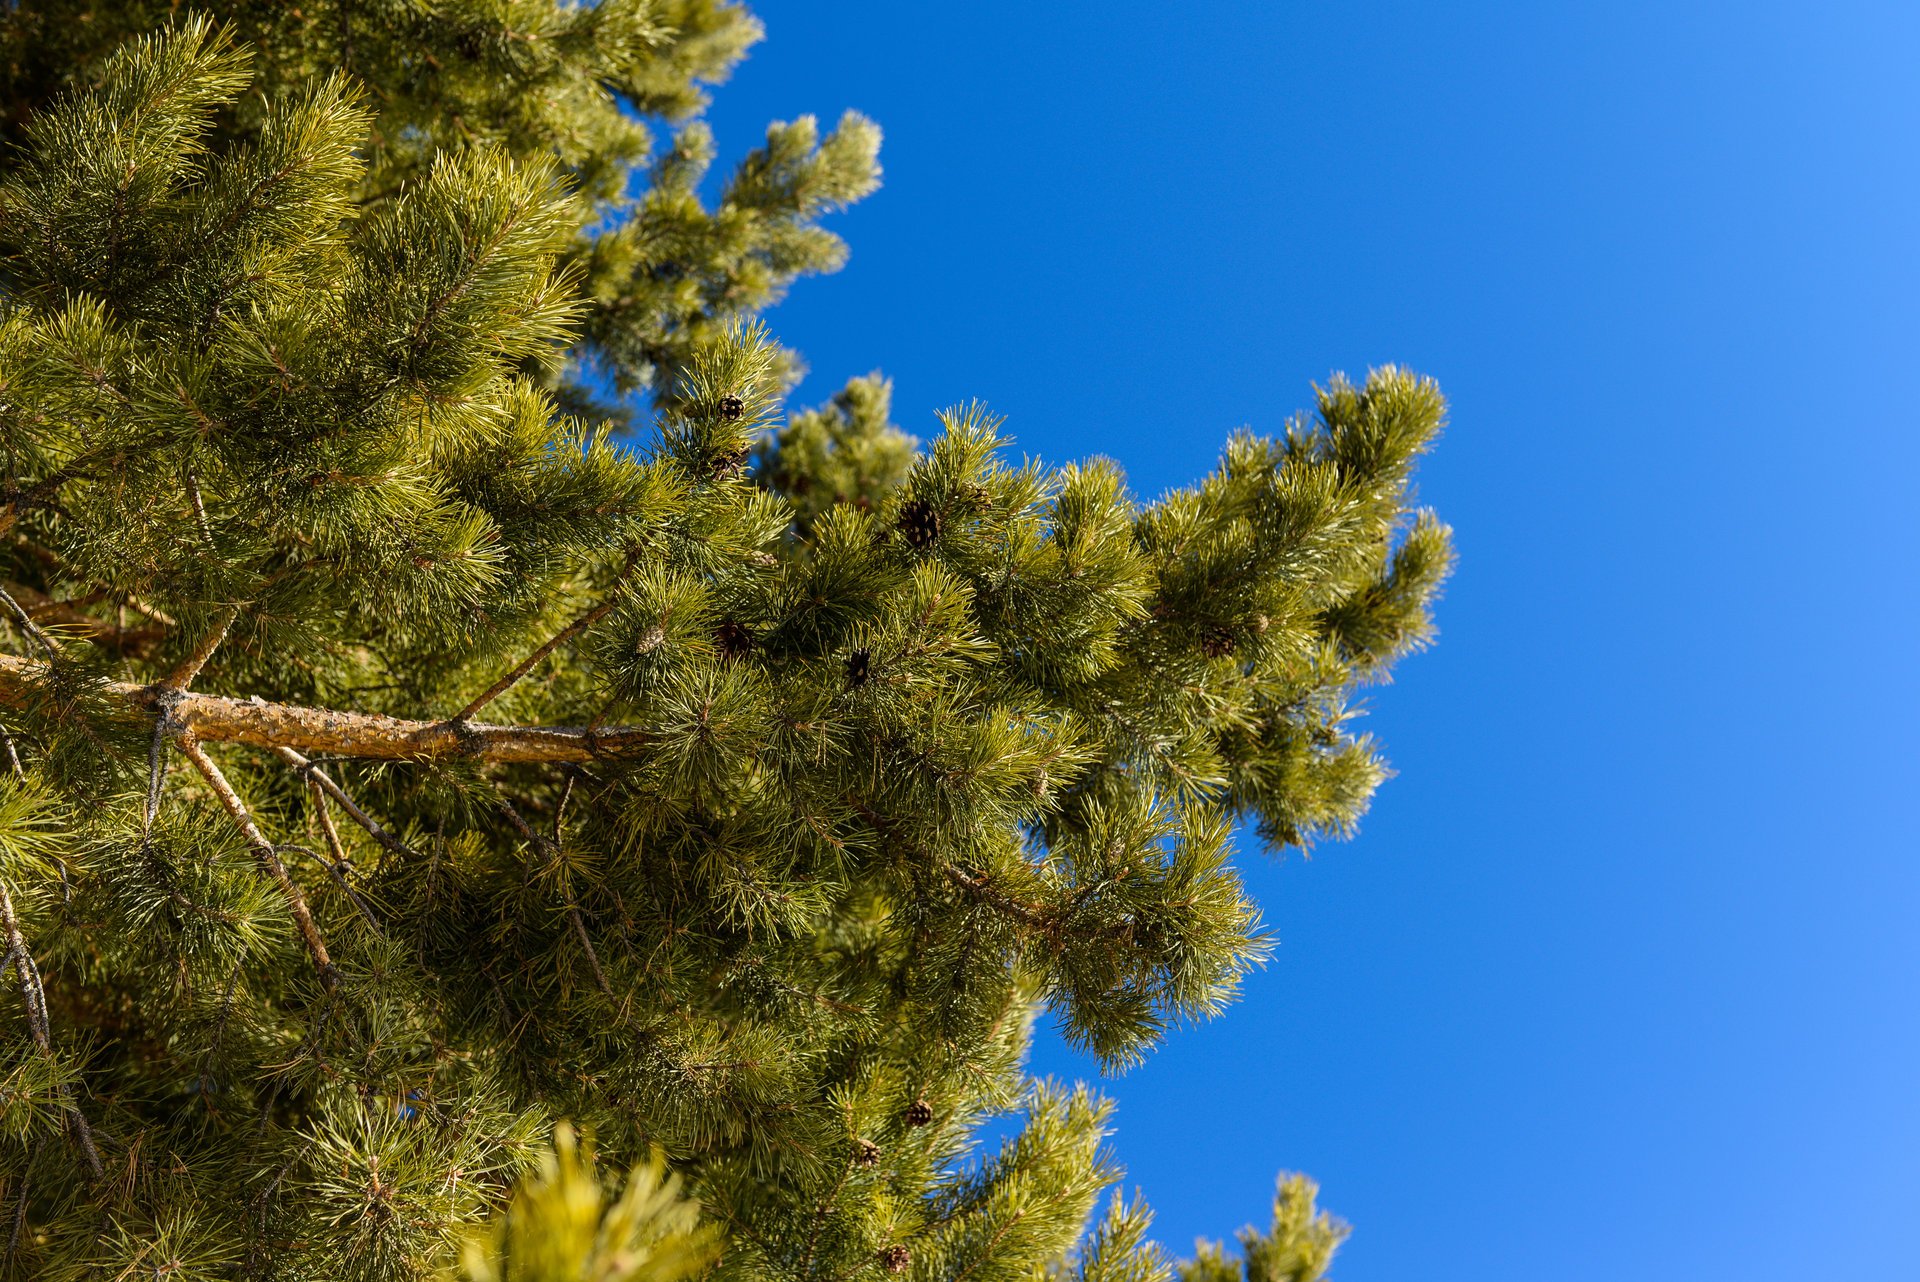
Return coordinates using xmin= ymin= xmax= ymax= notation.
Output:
xmin=1177 ymin=1177 xmax=1347 ymax=1282
xmin=0 ymin=7 xmax=1449 ymax=1279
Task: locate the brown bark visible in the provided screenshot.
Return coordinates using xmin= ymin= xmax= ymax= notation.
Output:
xmin=0 ymin=652 xmax=648 ymax=764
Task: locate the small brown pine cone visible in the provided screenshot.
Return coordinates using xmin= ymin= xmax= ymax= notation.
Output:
xmin=897 ymin=498 xmax=941 ymax=550
xmin=853 ymin=1138 xmax=881 ymax=1167
xmin=879 ymin=1245 xmax=911 ymax=1274
xmin=710 ymin=447 xmax=748 ymax=480
xmin=718 ymin=394 xmax=745 ymax=421
xmin=714 ymin=620 xmax=753 ymax=660
xmin=904 ymin=1098 xmax=933 ymax=1127
xmin=1199 ymin=626 xmax=1236 ymax=658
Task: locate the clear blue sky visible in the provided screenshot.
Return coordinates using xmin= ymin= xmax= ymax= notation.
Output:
xmin=698 ymin=3 xmax=1920 ymax=1276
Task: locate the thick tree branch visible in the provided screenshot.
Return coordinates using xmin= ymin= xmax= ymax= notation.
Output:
xmin=0 ymin=652 xmax=648 ymax=763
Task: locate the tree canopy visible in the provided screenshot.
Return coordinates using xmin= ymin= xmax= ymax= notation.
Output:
xmin=0 ymin=6 xmax=1449 ymax=1279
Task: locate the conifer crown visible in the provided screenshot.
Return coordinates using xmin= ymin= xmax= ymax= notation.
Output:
xmin=0 ymin=6 xmax=1448 ymax=1279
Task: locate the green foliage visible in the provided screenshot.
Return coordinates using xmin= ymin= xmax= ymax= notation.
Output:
xmin=0 ymin=6 xmax=1447 ymax=1281
xmin=0 ymin=0 xmax=877 ymax=411
xmin=1178 ymin=1176 xmax=1349 ymax=1282
xmin=450 ymin=1124 xmax=717 ymax=1282
xmin=753 ymin=372 xmax=917 ymax=534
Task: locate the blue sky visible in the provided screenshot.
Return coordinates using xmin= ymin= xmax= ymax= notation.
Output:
xmin=699 ymin=3 xmax=1920 ymax=1277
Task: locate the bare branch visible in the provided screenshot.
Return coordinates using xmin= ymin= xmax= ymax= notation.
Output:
xmin=177 ymin=737 xmax=339 ymax=992
xmin=159 ymin=602 xmax=240 ymax=692
xmin=452 ymin=584 xmax=628 ymax=723
xmin=0 ymin=652 xmax=650 ymax=764
xmin=0 ymin=883 xmax=103 ymax=1180
xmin=276 ymin=746 xmax=417 ymax=861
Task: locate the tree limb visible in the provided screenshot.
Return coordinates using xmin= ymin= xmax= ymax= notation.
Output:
xmin=0 ymin=652 xmax=648 ymax=763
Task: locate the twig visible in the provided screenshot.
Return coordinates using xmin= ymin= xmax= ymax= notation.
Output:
xmin=0 ymin=586 xmax=59 ymax=662
xmin=195 ymin=955 xmax=244 ymax=1100
xmin=185 ymin=469 xmax=214 ymax=548
xmin=553 ymin=770 xmax=577 ymax=846
xmin=0 ymin=580 xmax=164 ymax=652
xmin=4 ymin=1136 xmax=40 ymax=1268
xmin=274 ymin=745 xmax=417 ymax=861
xmin=449 ymin=556 xmax=637 ymax=725
xmin=159 ymin=602 xmax=240 ymax=692
xmin=497 ymin=796 xmax=614 ymax=998
xmin=0 ymin=884 xmax=104 ymax=1180
xmin=283 ymin=839 xmax=383 ymax=934
xmin=177 ymin=737 xmax=339 ymax=992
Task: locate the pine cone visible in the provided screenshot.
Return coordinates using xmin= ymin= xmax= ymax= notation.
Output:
xmin=1199 ymin=626 xmax=1236 ymax=658
xmin=714 ymin=620 xmax=753 ymax=660
xmin=897 ymin=498 xmax=941 ymax=550
xmin=904 ymin=1098 xmax=933 ymax=1127
xmin=718 ymin=394 xmax=745 ymax=422
xmin=853 ymin=1138 xmax=881 ymax=1167
xmin=846 ymin=648 xmax=872 ymax=686
xmin=710 ymin=446 xmax=749 ymax=480
xmin=879 ymin=1245 xmax=911 ymax=1274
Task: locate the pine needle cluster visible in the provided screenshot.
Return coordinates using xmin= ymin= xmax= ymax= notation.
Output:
xmin=0 ymin=5 xmax=1450 ymax=1279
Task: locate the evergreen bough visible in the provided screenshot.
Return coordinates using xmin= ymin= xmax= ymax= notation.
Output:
xmin=0 ymin=6 xmax=1451 ymax=1279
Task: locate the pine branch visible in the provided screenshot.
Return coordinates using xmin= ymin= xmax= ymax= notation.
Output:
xmin=451 ymin=557 xmax=636 ymax=722
xmin=275 ymin=745 xmax=418 ymax=860
xmin=944 ymin=865 xmax=1048 ymax=930
xmin=0 ymin=653 xmax=651 ymax=763
xmin=848 ymin=794 xmax=1052 ymax=929
xmin=0 ymin=882 xmax=103 ymax=1180
xmin=159 ymin=601 xmax=240 ymax=691
xmin=177 ymin=736 xmax=339 ymax=991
